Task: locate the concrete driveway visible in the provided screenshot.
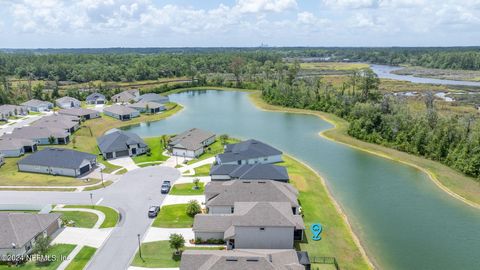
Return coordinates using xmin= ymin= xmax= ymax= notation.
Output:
xmin=143 ymin=227 xmax=194 ymax=244
xmin=52 ymin=227 xmax=112 ymax=248
xmin=0 ymin=165 xmax=181 ymax=270
xmin=162 ymin=195 xmax=205 ymax=206
xmin=107 ymin=157 xmax=139 ymax=171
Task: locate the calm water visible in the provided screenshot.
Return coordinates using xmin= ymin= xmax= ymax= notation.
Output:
xmin=371 ymin=64 xmax=480 ymax=87
xmin=124 ymin=90 xmax=480 ymax=270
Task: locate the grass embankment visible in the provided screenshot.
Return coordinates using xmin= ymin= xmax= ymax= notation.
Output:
xmin=170 ymin=183 xmax=205 ymax=195
xmin=186 ymin=138 xmax=239 ymax=165
xmin=0 ymin=244 xmax=76 ymax=270
xmin=250 ymin=91 xmax=480 ymax=208
xmin=192 ymin=164 xmax=211 ymax=176
xmin=152 ymin=204 xmax=193 ymax=228
xmin=64 ymin=205 xmax=119 ymax=228
xmin=132 ymin=137 xmax=169 ymax=164
xmin=64 ymin=246 xmax=97 ymax=270
xmin=83 ymin=180 xmax=114 ymax=191
xmin=54 ymin=211 xmax=98 ymax=228
xmin=131 ymin=241 xmax=222 ymax=268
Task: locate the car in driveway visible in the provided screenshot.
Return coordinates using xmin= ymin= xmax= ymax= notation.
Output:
xmin=161 ymin=181 xmax=171 ymax=194
xmin=148 ymin=206 xmax=160 ymax=218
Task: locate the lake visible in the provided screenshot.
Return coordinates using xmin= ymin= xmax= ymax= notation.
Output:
xmin=124 ymin=90 xmax=480 ymax=270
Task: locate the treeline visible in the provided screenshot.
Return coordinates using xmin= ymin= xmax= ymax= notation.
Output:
xmin=262 ymin=70 xmax=480 ymax=179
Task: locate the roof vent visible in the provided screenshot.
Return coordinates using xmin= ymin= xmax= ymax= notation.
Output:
xmin=246 ymin=258 xmax=259 ymax=262
xmin=242 ymin=181 xmax=251 ymax=184
xmin=226 ymin=258 xmax=238 ymax=262
xmin=258 ymin=181 xmax=266 ymax=184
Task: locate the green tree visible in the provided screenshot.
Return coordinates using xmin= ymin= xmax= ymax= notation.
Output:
xmin=219 ymin=134 xmax=229 ymax=145
xmin=193 ymin=178 xmax=200 ymax=190
xmin=186 ymin=200 xmax=201 ymax=217
xmin=169 ymin=233 xmax=185 ymax=254
xmin=32 ymin=235 xmax=51 ymax=263
xmin=48 ymin=136 xmax=56 ymax=145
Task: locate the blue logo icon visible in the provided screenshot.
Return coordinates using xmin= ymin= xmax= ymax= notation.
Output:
xmin=311 ymin=223 xmax=322 ymax=241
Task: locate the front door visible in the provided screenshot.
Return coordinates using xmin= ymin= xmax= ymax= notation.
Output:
xmin=131 ymin=148 xmax=137 ymax=155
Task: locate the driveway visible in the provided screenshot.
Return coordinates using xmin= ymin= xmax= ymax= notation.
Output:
xmin=107 ymin=157 xmax=139 ymax=171
xmin=143 ymin=228 xmax=194 ymax=245
xmin=52 ymin=227 xmax=112 ymax=248
xmin=0 ymin=165 xmax=181 ymax=270
xmin=162 ymin=195 xmax=205 ymax=206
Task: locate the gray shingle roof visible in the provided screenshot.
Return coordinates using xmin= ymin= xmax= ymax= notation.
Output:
xmin=104 ymin=104 xmax=137 ymax=115
xmin=205 ymin=180 xmax=298 ymax=208
xmin=18 ymin=148 xmax=96 ymax=169
xmin=85 ymin=92 xmax=106 ymax=101
xmin=21 ymin=99 xmax=53 ymax=108
xmin=169 ymin=128 xmax=215 ymax=151
xmin=0 ymin=137 xmax=35 ymax=151
xmin=210 ymin=164 xmax=289 ymax=181
xmin=97 ymin=130 xmax=147 ymax=153
xmin=0 ymin=213 xmax=61 ymax=249
xmin=55 ymin=96 xmax=80 ymax=104
xmin=112 ymin=90 xmax=138 ymax=103
xmin=180 ymin=249 xmax=305 ymax=270
xmin=128 ymin=101 xmax=165 ymax=110
xmin=5 ymin=126 xmax=69 ymax=140
xmin=32 ymin=115 xmax=79 ymax=130
xmin=0 ymin=105 xmax=28 ymax=115
xmin=217 ymin=140 xmax=282 ymax=163
xmin=136 ymin=93 xmax=169 ymax=103
xmin=58 ymin=107 xmax=98 ymax=117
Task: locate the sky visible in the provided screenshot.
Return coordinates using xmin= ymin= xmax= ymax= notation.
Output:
xmin=0 ymin=0 xmax=479 ymax=48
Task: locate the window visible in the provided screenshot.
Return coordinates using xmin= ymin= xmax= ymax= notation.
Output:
xmin=231 ymin=207 xmax=234 ymax=213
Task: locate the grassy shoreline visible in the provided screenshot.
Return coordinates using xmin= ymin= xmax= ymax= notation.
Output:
xmin=249 ymin=91 xmax=480 ymax=208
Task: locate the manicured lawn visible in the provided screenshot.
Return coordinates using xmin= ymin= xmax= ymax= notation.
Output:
xmin=277 ymin=155 xmax=370 ymax=270
xmin=131 ymin=241 xmax=223 ymax=268
xmin=132 ymin=137 xmax=169 ymax=164
xmin=64 ymin=205 xmax=119 ymax=228
xmin=0 ymin=244 xmax=76 ymax=270
xmin=83 ymin=180 xmax=114 ymax=191
xmin=64 ymin=246 xmax=97 ymax=270
xmin=152 ymin=204 xmax=193 ymax=228
xmin=186 ymin=138 xmax=239 ymax=165
xmin=192 ymin=164 xmax=211 ymax=176
xmin=170 ymin=183 xmax=204 ymax=195
xmin=54 ymin=211 xmax=98 ymax=228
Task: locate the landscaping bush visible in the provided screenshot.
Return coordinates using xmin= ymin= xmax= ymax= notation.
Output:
xmin=185 ymin=200 xmax=201 ymax=217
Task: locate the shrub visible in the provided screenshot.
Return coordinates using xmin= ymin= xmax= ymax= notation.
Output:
xmin=186 ymin=200 xmax=201 ymax=217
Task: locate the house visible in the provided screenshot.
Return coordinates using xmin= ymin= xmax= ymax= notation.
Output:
xmin=210 ymin=164 xmax=289 ymax=182
xmin=128 ymin=101 xmax=166 ymax=114
xmin=85 ymin=92 xmax=106 ymax=105
xmin=18 ymin=148 xmax=97 ymax=177
xmin=193 ymin=202 xmax=305 ymax=249
xmin=111 ymin=89 xmax=140 ymax=104
xmin=58 ymin=107 xmax=100 ymax=120
xmin=180 ymin=249 xmax=307 ymax=270
xmin=216 ymin=139 xmax=283 ymax=165
xmin=205 ymin=180 xmax=300 ymax=214
xmin=4 ymin=126 xmax=70 ymax=145
xmin=20 ymin=99 xmax=54 ymax=112
xmin=97 ymin=130 xmax=148 ymax=159
xmin=0 ymin=137 xmax=37 ymax=157
xmin=0 ymin=213 xmax=62 ymax=257
xmin=136 ymin=93 xmax=169 ymax=104
xmin=0 ymin=105 xmax=29 ymax=119
xmin=32 ymin=114 xmax=80 ymax=134
xmin=168 ymin=128 xmax=216 ymax=158
xmin=103 ymin=105 xmax=140 ymax=120
xmin=55 ymin=96 xmax=81 ymax=109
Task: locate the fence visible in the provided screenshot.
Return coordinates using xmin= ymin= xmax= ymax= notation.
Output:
xmin=310 ymin=256 xmax=339 ymax=270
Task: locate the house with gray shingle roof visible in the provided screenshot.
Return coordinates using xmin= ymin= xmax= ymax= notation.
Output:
xmin=193 ymin=201 xmax=305 ymax=250
xmin=111 ymin=89 xmax=139 ymax=104
xmin=18 ymin=148 xmax=97 ymax=177
xmin=32 ymin=114 xmax=80 ymax=134
xmin=0 ymin=105 xmax=29 ymax=120
xmin=128 ymin=101 xmax=166 ymax=114
xmin=0 ymin=213 xmax=62 ymax=257
xmin=204 ymin=180 xmax=299 ymax=215
xmin=168 ymin=128 xmax=216 ymax=158
xmin=55 ymin=96 xmax=81 ymax=109
xmin=210 ymin=164 xmax=289 ymax=182
xmin=85 ymin=92 xmax=106 ymax=105
xmin=0 ymin=137 xmax=37 ymax=157
xmin=103 ymin=105 xmax=140 ymax=120
xmin=180 ymin=249 xmax=307 ymax=270
xmin=136 ymin=93 xmax=169 ymax=104
xmin=20 ymin=99 xmax=53 ymax=112
xmin=4 ymin=126 xmax=70 ymax=145
xmin=216 ymin=139 xmax=283 ymax=165
xmin=97 ymin=130 xmax=148 ymax=159
xmin=58 ymin=107 xmax=100 ymax=120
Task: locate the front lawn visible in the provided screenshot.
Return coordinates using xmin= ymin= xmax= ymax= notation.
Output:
xmin=186 ymin=138 xmax=239 ymax=165
xmin=152 ymin=204 xmax=193 ymax=228
xmin=132 ymin=137 xmax=169 ymax=164
xmin=0 ymin=244 xmax=76 ymax=270
xmin=131 ymin=241 xmax=222 ymax=268
xmin=64 ymin=246 xmax=97 ymax=270
xmin=192 ymin=164 xmax=211 ymax=176
xmin=170 ymin=183 xmax=204 ymax=195
xmin=64 ymin=205 xmax=119 ymax=228
xmin=54 ymin=211 xmax=98 ymax=228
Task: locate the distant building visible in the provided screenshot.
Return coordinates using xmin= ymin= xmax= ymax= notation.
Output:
xmin=21 ymin=99 xmax=53 ymax=112
xmin=216 ymin=139 xmax=283 ymax=165
xmin=0 ymin=213 xmax=62 ymax=257
xmin=97 ymin=130 xmax=148 ymax=159
xmin=55 ymin=96 xmax=81 ymax=109
xmin=85 ymin=93 xmax=106 ymax=105
xmin=111 ymin=89 xmax=140 ymax=104
xmin=18 ymin=148 xmax=97 ymax=177
xmin=210 ymin=164 xmax=289 ymax=182
xmin=128 ymin=101 xmax=166 ymax=114
xmin=136 ymin=93 xmax=169 ymax=104
xmin=58 ymin=107 xmax=100 ymax=120
xmin=168 ymin=128 xmax=216 ymax=158
xmin=4 ymin=126 xmax=70 ymax=145
xmin=32 ymin=114 xmax=80 ymax=134
xmin=0 ymin=137 xmax=37 ymax=157
xmin=0 ymin=105 xmax=29 ymax=119
xmin=103 ymin=105 xmax=140 ymax=120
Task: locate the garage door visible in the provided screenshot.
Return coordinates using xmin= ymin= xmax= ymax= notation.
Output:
xmin=115 ymin=150 xmax=129 ymax=157
xmin=106 ymin=152 xmax=113 ymax=159
xmin=79 ymin=165 xmax=91 ymax=175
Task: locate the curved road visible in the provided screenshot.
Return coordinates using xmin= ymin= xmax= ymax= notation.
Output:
xmin=0 ymin=166 xmax=181 ymax=270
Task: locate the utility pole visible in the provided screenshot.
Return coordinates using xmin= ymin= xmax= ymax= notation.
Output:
xmin=100 ymin=167 xmax=104 ymax=188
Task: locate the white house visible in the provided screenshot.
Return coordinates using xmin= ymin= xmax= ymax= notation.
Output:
xmin=216 ymin=139 xmax=283 ymax=165
xmin=85 ymin=92 xmax=106 ymax=105
xmin=128 ymin=101 xmax=166 ymax=114
xmin=97 ymin=130 xmax=148 ymax=159
xmin=20 ymin=99 xmax=53 ymax=112
xmin=136 ymin=93 xmax=169 ymax=104
xmin=103 ymin=105 xmax=140 ymax=120
xmin=168 ymin=128 xmax=216 ymax=158
xmin=0 ymin=137 xmax=37 ymax=157
xmin=55 ymin=96 xmax=81 ymax=109
xmin=111 ymin=89 xmax=139 ymax=104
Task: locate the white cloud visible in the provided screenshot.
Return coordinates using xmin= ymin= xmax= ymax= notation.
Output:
xmin=323 ymin=0 xmax=381 ymax=9
xmin=236 ymin=0 xmax=297 ymax=13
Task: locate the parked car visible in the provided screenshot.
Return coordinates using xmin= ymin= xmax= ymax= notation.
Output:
xmin=161 ymin=181 xmax=171 ymax=194
xmin=148 ymin=206 xmax=160 ymax=218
